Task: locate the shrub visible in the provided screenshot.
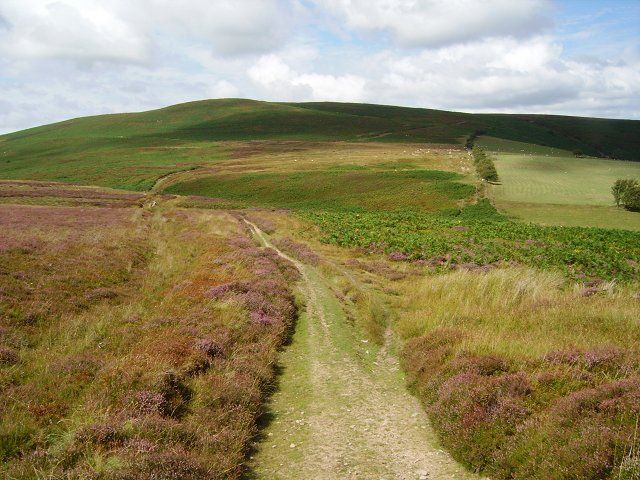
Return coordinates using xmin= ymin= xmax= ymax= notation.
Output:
xmin=612 ymin=178 xmax=639 ymax=210
xmin=622 ymin=184 xmax=640 ymax=211
xmin=401 ymin=327 xmax=640 ymax=478
xmin=502 ymin=377 xmax=640 ymax=479
xmin=194 ymin=338 xmax=224 ymax=359
xmin=0 ymin=346 xmax=19 ymax=365
xmin=305 ymin=206 xmax=640 ymax=281
xmin=124 ymin=448 xmax=213 ymax=480
xmin=271 ymin=236 xmax=320 ymax=264
xmin=388 ymin=251 xmax=410 ymax=261
xmin=472 ymin=146 xmax=499 ymax=182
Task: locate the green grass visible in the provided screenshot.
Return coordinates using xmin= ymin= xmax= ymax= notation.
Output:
xmin=166 ymin=168 xmax=475 ymax=212
xmin=490 ymin=154 xmax=640 ymax=206
xmin=477 ymin=136 xmax=574 ymax=156
xmin=1 ymin=98 xmax=638 ymax=190
xmin=495 ymin=202 xmax=640 ymax=231
xmin=481 ymin=140 xmax=640 ymax=230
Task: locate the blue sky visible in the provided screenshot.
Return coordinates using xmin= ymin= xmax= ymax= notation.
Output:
xmin=557 ymin=0 xmax=639 ymax=56
xmin=0 ymin=0 xmax=638 ymax=133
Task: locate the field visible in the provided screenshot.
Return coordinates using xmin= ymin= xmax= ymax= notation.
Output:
xmin=166 ymin=168 xmax=474 ymax=212
xmin=478 ymin=136 xmax=640 ymax=230
xmin=1 ymin=100 xmax=640 ymax=479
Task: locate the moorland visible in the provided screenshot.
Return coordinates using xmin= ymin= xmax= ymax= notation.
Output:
xmin=1 ymin=99 xmax=639 ymax=480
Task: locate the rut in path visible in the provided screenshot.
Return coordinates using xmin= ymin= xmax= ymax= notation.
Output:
xmin=244 ymin=220 xmax=481 ymax=480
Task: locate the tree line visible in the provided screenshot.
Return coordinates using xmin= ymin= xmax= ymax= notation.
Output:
xmin=471 ymin=146 xmax=499 ymax=182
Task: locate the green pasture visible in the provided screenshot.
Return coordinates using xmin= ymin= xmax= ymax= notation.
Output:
xmin=491 ymin=154 xmax=640 ymax=206
xmin=166 ymin=168 xmax=475 ymax=212
xmin=484 ymin=144 xmax=640 ymax=230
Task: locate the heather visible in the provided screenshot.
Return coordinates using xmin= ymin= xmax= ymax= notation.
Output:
xmin=0 ymin=180 xmax=145 ymax=207
xmin=0 ymin=200 xmax=299 ymax=479
xmin=398 ymin=268 xmax=640 ymax=478
xmin=0 ymin=204 xmax=148 ymax=323
xmin=271 ymin=236 xmax=321 ymax=265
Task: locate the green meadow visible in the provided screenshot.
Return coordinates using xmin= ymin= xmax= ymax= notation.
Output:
xmin=478 ymin=136 xmax=640 ymax=230
xmin=166 ymin=168 xmax=474 ymax=212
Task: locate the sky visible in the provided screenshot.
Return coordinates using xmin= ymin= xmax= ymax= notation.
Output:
xmin=0 ymin=0 xmax=639 ymax=133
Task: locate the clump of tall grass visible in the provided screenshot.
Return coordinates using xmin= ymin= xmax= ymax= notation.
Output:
xmin=399 ymin=267 xmax=640 ymax=478
xmin=398 ymin=268 xmax=638 ymax=357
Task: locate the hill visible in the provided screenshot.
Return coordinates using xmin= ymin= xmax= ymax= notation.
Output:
xmin=0 ymin=98 xmax=638 ymax=190
xmin=2 ymin=99 xmax=640 ymax=479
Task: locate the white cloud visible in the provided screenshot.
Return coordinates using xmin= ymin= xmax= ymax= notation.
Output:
xmin=138 ymin=0 xmax=291 ymax=56
xmin=0 ymin=0 xmax=638 ymax=133
xmin=207 ymin=79 xmax=240 ymax=98
xmin=248 ymin=55 xmax=294 ymax=85
xmin=314 ymin=0 xmax=552 ymax=48
xmin=365 ymin=36 xmax=640 ymax=117
xmin=0 ymin=0 xmax=291 ymax=63
xmin=249 ymin=54 xmax=367 ymax=101
xmin=0 ymin=0 xmax=149 ymax=62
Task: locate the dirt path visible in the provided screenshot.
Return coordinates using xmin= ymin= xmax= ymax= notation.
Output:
xmin=244 ymin=220 xmax=481 ymax=480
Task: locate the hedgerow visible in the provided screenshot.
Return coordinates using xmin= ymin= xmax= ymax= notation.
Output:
xmin=472 ymin=146 xmax=499 ymax=182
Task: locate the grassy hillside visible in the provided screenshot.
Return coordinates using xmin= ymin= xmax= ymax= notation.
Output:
xmin=166 ymin=168 xmax=474 ymax=212
xmin=0 ymin=98 xmax=638 ymax=190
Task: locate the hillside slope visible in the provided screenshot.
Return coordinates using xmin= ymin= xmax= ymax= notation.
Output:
xmin=0 ymin=98 xmax=638 ymax=190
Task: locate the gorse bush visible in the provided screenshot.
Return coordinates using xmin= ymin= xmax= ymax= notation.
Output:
xmin=472 ymin=146 xmax=499 ymax=182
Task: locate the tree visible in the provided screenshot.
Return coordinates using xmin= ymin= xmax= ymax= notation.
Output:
xmin=621 ymin=183 xmax=640 ymax=211
xmin=472 ymin=146 xmax=499 ymax=182
xmin=612 ymin=179 xmax=638 ymax=207
xmin=479 ymin=160 xmax=499 ymax=182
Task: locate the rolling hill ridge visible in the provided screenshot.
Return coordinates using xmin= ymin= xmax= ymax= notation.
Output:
xmin=0 ymin=98 xmax=638 ymax=190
